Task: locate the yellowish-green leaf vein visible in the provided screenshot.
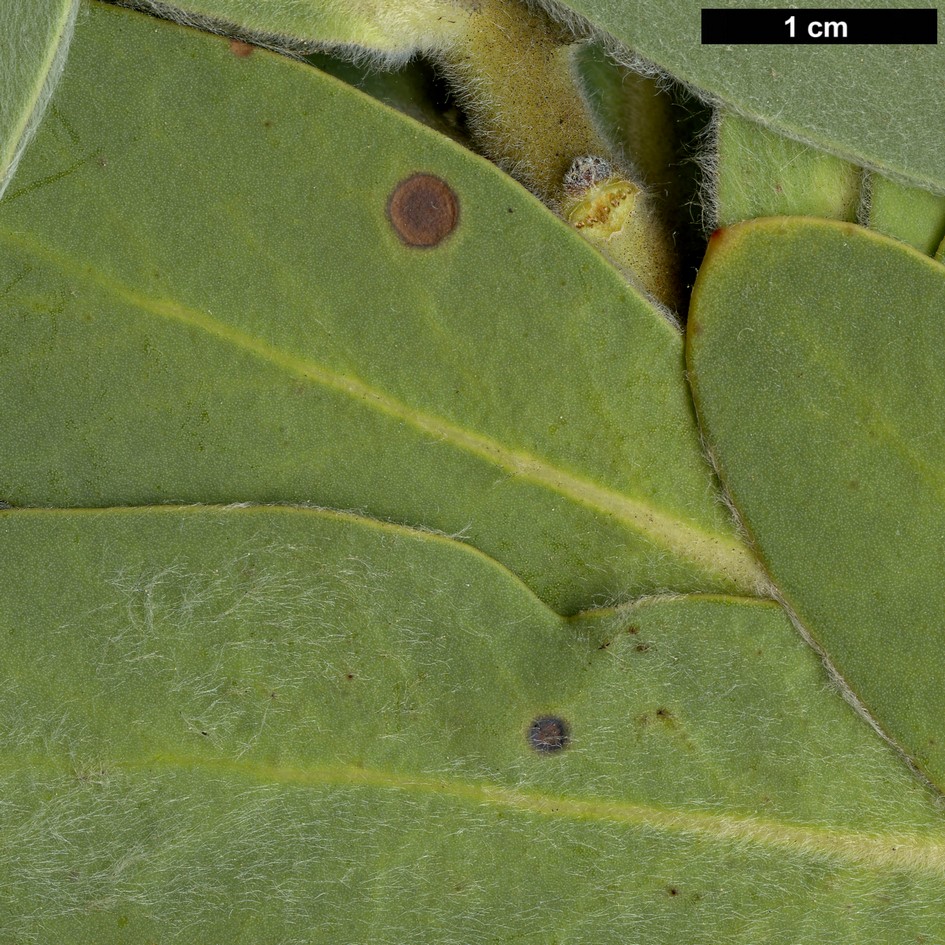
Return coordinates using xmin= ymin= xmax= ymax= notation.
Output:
xmin=1 ymin=228 xmax=766 ymax=595
xmin=129 ymin=753 xmax=945 ymax=877
xmin=0 ymin=0 xmax=78 ymax=195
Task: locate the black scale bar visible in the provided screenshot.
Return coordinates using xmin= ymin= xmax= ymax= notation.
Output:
xmin=702 ymin=8 xmax=937 ymax=44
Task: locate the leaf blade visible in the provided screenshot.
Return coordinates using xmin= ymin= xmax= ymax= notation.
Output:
xmin=559 ymin=0 xmax=945 ymax=192
xmin=2 ymin=504 xmax=945 ymax=941
xmin=114 ymin=0 xmax=945 ymax=193
xmin=0 ymin=2 xmax=762 ymax=611
xmin=0 ymin=0 xmax=78 ymax=199
xmin=688 ymin=216 xmax=945 ymax=789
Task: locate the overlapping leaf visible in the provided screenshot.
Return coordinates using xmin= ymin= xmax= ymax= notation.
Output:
xmin=559 ymin=0 xmax=945 ymax=192
xmin=714 ymin=111 xmax=860 ymax=227
xmin=0 ymin=0 xmax=78 ymax=198
xmin=0 ymin=2 xmax=762 ymax=613
xmin=688 ymin=217 xmax=945 ymax=788
xmin=2 ymin=505 xmax=944 ymax=942
xmin=133 ymin=0 xmax=945 ymax=193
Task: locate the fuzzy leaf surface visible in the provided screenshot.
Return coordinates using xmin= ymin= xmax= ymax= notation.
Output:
xmin=559 ymin=0 xmax=945 ymax=193
xmin=114 ymin=0 xmax=460 ymax=57
xmin=714 ymin=111 xmax=860 ymax=227
xmin=0 ymin=2 xmax=761 ymax=613
xmin=2 ymin=505 xmax=945 ymax=942
xmin=100 ymin=1 xmax=945 ymax=193
xmin=0 ymin=0 xmax=78 ymax=198
xmin=688 ymin=217 xmax=945 ymax=789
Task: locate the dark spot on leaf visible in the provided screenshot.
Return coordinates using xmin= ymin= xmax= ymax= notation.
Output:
xmin=229 ymin=39 xmax=255 ymax=57
xmin=656 ymin=707 xmax=673 ymax=721
xmin=633 ymin=641 xmax=651 ymax=653
xmin=528 ymin=716 xmax=569 ymax=753
xmin=668 ymin=887 xmax=679 ymax=896
xmin=627 ymin=625 xmax=640 ymax=635
xmin=848 ymin=479 xmax=860 ymax=490
xmin=388 ymin=174 xmax=459 ymax=248
xmin=263 ymin=119 xmax=273 ymax=129
xmin=345 ymin=673 xmax=355 ymax=681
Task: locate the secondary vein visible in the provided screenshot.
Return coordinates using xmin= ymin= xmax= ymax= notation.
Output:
xmin=0 ymin=229 xmax=766 ymax=595
xmin=135 ymin=753 xmax=945 ymax=877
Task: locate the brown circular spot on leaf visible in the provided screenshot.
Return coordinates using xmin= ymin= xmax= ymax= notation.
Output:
xmin=388 ymin=174 xmax=458 ymax=247
xmin=528 ymin=716 xmax=569 ymax=754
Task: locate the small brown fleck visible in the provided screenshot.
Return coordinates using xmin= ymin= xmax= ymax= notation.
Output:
xmin=229 ymin=39 xmax=255 ymax=57
xmin=627 ymin=625 xmax=640 ymax=635
xmin=387 ymin=174 xmax=459 ymax=248
xmin=668 ymin=887 xmax=679 ymax=897
xmin=633 ymin=642 xmax=651 ymax=653
xmin=528 ymin=716 xmax=569 ymax=753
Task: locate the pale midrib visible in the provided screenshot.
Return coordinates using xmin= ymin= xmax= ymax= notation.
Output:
xmin=0 ymin=0 xmax=75 ymax=177
xmin=1 ymin=230 xmax=766 ymax=595
xmin=129 ymin=753 xmax=945 ymax=877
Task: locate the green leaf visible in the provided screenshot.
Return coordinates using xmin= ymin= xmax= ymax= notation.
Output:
xmin=688 ymin=217 xmax=945 ymax=789
xmin=556 ymin=0 xmax=945 ymax=193
xmin=714 ymin=111 xmax=860 ymax=227
xmin=3 ymin=504 xmax=945 ymax=941
xmin=865 ymin=172 xmax=945 ymax=256
xmin=121 ymin=0 xmax=945 ymax=195
xmin=0 ymin=0 xmax=78 ymax=198
xmin=0 ymin=2 xmax=763 ymax=613
xmin=125 ymin=0 xmax=460 ymax=58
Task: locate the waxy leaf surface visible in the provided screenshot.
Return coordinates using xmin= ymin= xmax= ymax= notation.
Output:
xmin=688 ymin=217 xmax=945 ymax=789
xmin=0 ymin=2 xmax=761 ymax=613
xmin=2 ymin=505 xmax=945 ymax=942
